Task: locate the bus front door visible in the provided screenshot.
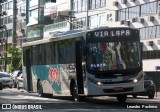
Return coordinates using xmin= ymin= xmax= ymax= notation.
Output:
xmin=76 ymin=41 xmax=84 ymax=94
xmin=25 ymin=49 xmax=33 ymax=92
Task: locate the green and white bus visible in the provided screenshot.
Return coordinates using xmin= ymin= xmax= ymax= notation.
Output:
xmin=22 ymin=27 xmax=144 ymax=102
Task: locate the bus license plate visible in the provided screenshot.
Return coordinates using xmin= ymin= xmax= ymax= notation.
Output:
xmin=114 ymin=87 xmax=123 ymax=91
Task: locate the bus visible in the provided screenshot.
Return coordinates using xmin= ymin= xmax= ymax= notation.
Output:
xmin=22 ymin=27 xmax=144 ymax=102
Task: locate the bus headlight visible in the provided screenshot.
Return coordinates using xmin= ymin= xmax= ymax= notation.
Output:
xmin=97 ymin=81 xmax=103 ymax=86
xmin=132 ymin=73 xmax=144 ymax=84
xmin=133 ymin=79 xmax=138 ymax=83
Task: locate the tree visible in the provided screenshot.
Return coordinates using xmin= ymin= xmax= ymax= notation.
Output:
xmin=6 ymin=46 xmax=22 ymax=72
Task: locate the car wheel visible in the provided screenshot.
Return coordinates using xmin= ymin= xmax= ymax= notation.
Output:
xmin=37 ymin=81 xmax=44 ymax=97
xmin=117 ymin=95 xmax=127 ymax=103
xmin=132 ymin=94 xmax=137 ymax=98
xmin=17 ymin=83 xmax=20 ymax=90
xmin=13 ymin=81 xmax=17 ymax=88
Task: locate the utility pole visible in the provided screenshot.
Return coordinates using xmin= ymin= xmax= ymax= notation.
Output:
xmin=13 ymin=0 xmax=17 ymax=47
xmin=0 ymin=0 xmax=7 ymax=71
xmin=86 ymin=0 xmax=89 ymax=30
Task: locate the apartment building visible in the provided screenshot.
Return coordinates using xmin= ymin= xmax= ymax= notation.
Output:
xmin=0 ymin=0 xmax=13 ymax=71
xmin=113 ymin=0 xmax=160 ymax=90
xmin=0 ymin=0 xmax=26 ymax=72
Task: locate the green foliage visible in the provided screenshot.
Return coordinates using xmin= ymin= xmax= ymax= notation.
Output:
xmin=6 ymin=46 xmax=22 ymax=73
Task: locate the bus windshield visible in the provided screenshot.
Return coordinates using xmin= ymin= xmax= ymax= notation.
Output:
xmin=86 ymin=41 xmax=141 ymax=71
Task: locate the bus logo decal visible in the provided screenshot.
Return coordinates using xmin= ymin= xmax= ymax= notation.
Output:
xmin=49 ymin=68 xmax=60 ymax=85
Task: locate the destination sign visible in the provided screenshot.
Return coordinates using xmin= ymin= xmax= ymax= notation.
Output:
xmin=94 ymin=30 xmax=131 ymax=37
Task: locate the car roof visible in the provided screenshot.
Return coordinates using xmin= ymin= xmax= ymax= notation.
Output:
xmin=0 ymin=72 xmax=10 ymax=77
xmin=0 ymin=72 xmax=9 ymax=75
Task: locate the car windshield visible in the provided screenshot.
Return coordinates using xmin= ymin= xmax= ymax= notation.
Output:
xmin=12 ymin=71 xmax=22 ymax=77
xmin=86 ymin=41 xmax=141 ymax=71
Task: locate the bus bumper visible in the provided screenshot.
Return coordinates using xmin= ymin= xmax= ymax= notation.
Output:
xmin=85 ymin=79 xmax=144 ymax=96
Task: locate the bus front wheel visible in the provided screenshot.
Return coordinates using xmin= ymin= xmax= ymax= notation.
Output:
xmin=71 ymin=83 xmax=85 ymax=102
xmin=117 ymin=95 xmax=127 ymax=103
xmin=72 ymin=83 xmax=79 ymax=102
xmin=37 ymin=81 xmax=44 ymax=97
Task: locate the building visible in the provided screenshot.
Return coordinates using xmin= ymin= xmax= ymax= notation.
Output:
xmin=113 ymin=0 xmax=160 ymax=91
xmin=0 ymin=0 xmax=13 ymax=71
xmin=0 ymin=0 xmax=26 ymax=72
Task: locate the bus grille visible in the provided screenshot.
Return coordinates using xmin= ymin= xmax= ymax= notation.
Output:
xmin=103 ymin=87 xmax=133 ymax=93
xmin=101 ymin=80 xmax=133 ymax=84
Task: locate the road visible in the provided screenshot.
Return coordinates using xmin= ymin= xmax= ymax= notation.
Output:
xmin=0 ymin=88 xmax=160 ymax=112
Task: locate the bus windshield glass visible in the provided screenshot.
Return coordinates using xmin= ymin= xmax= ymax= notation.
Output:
xmin=86 ymin=41 xmax=141 ymax=71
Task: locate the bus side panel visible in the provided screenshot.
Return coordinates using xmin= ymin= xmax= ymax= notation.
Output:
xmin=31 ymin=64 xmax=72 ymax=96
xmin=31 ymin=65 xmax=61 ymax=94
xmin=59 ymin=64 xmax=73 ymax=96
xmin=31 ymin=68 xmax=39 ymax=93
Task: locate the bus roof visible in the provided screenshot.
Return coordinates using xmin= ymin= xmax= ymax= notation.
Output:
xmin=22 ymin=27 xmax=138 ymax=47
xmin=22 ymin=29 xmax=86 ymax=47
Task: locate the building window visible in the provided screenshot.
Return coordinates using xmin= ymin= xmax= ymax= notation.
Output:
xmin=71 ymin=18 xmax=86 ymax=29
xmin=2 ymin=4 xmax=5 ymax=12
xmin=7 ymin=29 xmax=13 ymax=37
xmin=140 ymin=28 xmax=145 ymax=40
xmin=117 ymin=1 xmax=160 ymax=21
xmin=8 ymin=1 xmax=13 ymax=10
xmin=140 ymin=26 xmax=160 ymax=40
xmin=118 ymin=9 xmax=126 ymax=21
xmin=90 ymin=0 xmax=96 ymax=9
xmin=30 ymin=0 xmax=38 ymax=8
xmin=143 ymin=50 xmax=160 ymax=59
xmin=89 ymin=13 xmax=105 ymax=29
xmin=128 ymin=6 xmax=140 ymax=19
xmin=71 ymin=0 xmax=87 ymax=13
xmin=89 ymin=0 xmax=106 ymax=10
xmin=8 ymin=16 xmax=13 ymax=23
xmin=141 ymin=1 xmax=157 ymax=16
xmin=157 ymin=26 xmax=160 ymax=38
xmin=4 ymin=17 xmax=7 ymax=24
xmin=29 ymin=9 xmax=38 ymax=24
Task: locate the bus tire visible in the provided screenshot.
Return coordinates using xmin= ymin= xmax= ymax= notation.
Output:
xmin=148 ymin=94 xmax=154 ymax=99
xmin=71 ymin=83 xmax=85 ymax=102
xmin=117 ymin=95 xmax=127 ymax=103
xmin=37 ymin=81 xmax=44 ymax=97
xmin=72 ymin=83 xmax=79 ymax=102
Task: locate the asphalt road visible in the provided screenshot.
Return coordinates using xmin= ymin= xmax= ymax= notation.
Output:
xmin=0 ymin=88 xmax=160 ymax=112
